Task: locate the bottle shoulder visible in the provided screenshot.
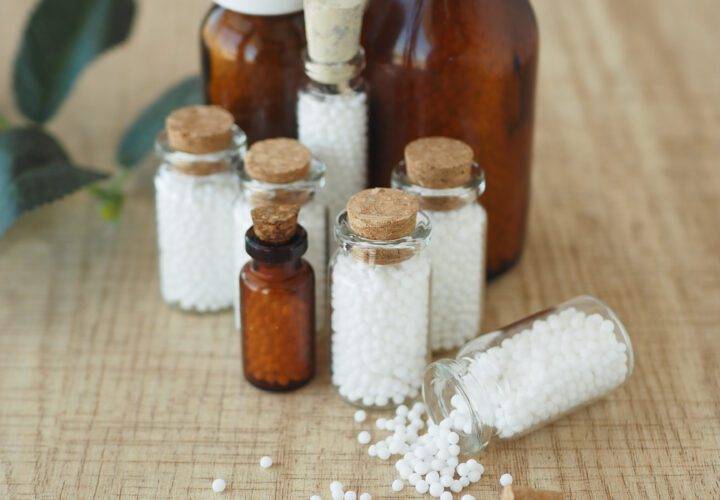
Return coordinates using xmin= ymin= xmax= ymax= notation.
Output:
xmin=202 ymin=6 xmax=305 ymax=48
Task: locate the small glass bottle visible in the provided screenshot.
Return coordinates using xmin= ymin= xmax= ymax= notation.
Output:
xmin=154 ymin=105 xmax=247 ymax=312
xmin=423 ymin=295 xmax=634 ymax=452
xmin=201 ymin=0 xmax=305 ymax=142
xmin=298 ymin=0 xmax=368 ymax=221
xmin=232 ymin=138 xmax=327 ymax=331
xmin=240 ymin=205 xmax=315 ymax=391
xmin=330 ymin=188 xmax=432 ymax=408
xmin=393 ymin=137 xmax=488 ymax=352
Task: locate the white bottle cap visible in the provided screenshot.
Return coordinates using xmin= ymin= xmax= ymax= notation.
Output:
xmin=215 ymin=0 xmax=303 ymax=15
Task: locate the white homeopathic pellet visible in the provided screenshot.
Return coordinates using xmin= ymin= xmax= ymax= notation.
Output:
xmin=500 ymin=473 xmax=513 ymax=487
xmin=450 ymin=308 xmax=630 ymax=439
xmin=344 ymin=491 xmax=357 ymax=500
xmin=211 ymin=478 xmax=226 ymax=493
xmin=358 ymin=493 xmax=372 ymax=500
xmin=310 ymin=495 xmax=321 ymax=500
xmin=259 ymin=456 xmax=273 ymax=468
xmin=156 ymin=168 xmax=239 ymax=312
xmin=364 ymin=402 xmax=485 ymax=499
xmin=358 ymin=431 xmax=372 ymax=444
xmin=354 ymin=410 xmax=367 ymax=423
xmin=461 ymin=495 xmax=477 ymax=500
xmin=298 ymin=91 xmax=367 ymax=227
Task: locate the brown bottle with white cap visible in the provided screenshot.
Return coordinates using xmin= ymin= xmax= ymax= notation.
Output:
xmin=201 ymin=1 xmax=306 ymax=143
xmin=154 ymin=105 xmax=247 ymax=312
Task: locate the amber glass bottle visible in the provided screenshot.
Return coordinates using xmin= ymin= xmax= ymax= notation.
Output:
xmin=201 ymin=1 xmax=306 ymax=142
xmin=362 ymin=0 xmax=539 ymax=278
xmin=240 ymin=225 xmax=315 ymax=391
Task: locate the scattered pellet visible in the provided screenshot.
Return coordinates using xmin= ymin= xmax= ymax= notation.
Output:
xmin=211 ymin=478 xmax=226 ymax=493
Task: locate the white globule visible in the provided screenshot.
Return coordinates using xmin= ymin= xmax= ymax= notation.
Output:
xmin=233 ymin=199 xmax=327 ymax=330
xmin=454 ymin=308 xmax=630 ymax=439
xmin=331 ymin=252 xmax=431 ymax=407
xmin=426 ymin=203 xmax=487 ymax=351
xmin=365 ymin=403 xmax=485 ymax=499
xmin=155 ymin=168 xmax=238 ymax=312
xmin=298 ymin=90 xmax=367 ymax=224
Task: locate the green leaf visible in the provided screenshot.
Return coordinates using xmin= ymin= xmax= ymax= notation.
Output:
xmin=13 ymin=0 xmax=136 ymax=123
xmin=0 ymin=113 xmax=9 ymax=131
xmin=117 ymin=75 xmax=203 ymax=169
xmin=0 ymin=127 xmax=108 ymax=237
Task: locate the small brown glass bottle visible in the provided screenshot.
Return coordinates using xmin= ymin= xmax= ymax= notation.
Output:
xmin=201 ymin=1 xmax=306 ymax=142
xmin=240 ymin=205 xmax=315 ymax=391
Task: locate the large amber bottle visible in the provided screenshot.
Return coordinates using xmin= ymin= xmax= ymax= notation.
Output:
xmin=201 ymin=1 xmax=306 ymax=142
xmin=362 ymin=0 xmax=539 ymax=277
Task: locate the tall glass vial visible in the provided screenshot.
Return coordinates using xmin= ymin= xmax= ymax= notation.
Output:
xmin=201 ymin=0 xmax=305 ymax=142
xmin=392 ymin=138 xmax=487 ymax=352
xmin=232 ymin=138 xmax=327 ymax=331
xmin=362 ymin=0 xmax=539 ymax=278
xmin=423 ymin=296 xmax=634 ymax=452
xmin=241 ymin=206 xmax=315 ymax=391
xmin=155 ymin=106 xmax=247 ymax=312
xmin=298 ymin=0 xmax=368 ymax=221
xmin=330 ymin=188 xmax=431 ymax=408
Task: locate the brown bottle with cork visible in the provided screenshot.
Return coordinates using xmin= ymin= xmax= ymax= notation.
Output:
xmin=362 ymin=0 xmax=539 ymax=278
xmin=240 ymin=204 xmax=316 ymax=392
xmin=201 ymin=1 xmax=306 ymax=142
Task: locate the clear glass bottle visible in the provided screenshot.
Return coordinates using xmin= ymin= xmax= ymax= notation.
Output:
xmin=423 ymin=296 xmax=634 ymax=452
xmin=241 ymin=224 xmax=315 ymax=391
xmin=297 ymin=0 xmax=368 ymax=221
xmin=392 ymin=156 xmax=487 ymax=352
xmin=154 ymin=109 xmax=247 ymax=312
xmin=330 ymin=204 xmax=432 ymax=409
xmin=233 ymin=157 xmax=327 ymax=330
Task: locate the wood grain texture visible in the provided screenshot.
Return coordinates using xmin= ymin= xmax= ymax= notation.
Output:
xmin=1 ymin=0 xmax=719 ymax=498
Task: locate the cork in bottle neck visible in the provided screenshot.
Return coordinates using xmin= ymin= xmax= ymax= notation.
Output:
xmin=345 ymin=188 xmax=422 ymax=265
xmin=251 ymin=204 xmax=300 ymax=245
xmin=403 ymin=137 xmax=476 ymax=211
xmin=304 ymin=0 xmax=365 ymax=85
xmin=165 ymin=105 xmax=236 ymax=176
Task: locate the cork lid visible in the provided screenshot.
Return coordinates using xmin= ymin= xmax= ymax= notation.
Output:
xmin=305 ymin=0 xmax=364 ymax=64
xmin=166 ymin=105 xmax=235 ymax=154
xmin=245 ymin=138 xmax=311 ymax=184
xmin=347 ymin=188 xmax=419 ymax=241
xmin=405 ymin=137 xmax=474 ymax=189
xmin=251 ymin=204 xmax=299 ymax=245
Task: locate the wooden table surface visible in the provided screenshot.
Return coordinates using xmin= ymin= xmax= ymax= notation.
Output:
xmin=1 ymin=1 xmax=719 ymax=498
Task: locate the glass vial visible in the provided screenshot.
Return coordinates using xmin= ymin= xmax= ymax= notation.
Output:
xmin=240 ymin=205 xmax=315 ymax=391
xmin=232 ymin=138 xmax=327 ymax=331
xmin=201 ymin=0 xmax=305 ymax=142
xmin=154 ymin=105 xmax=247 ymax=312
xmin=393 ymin=137 xmax=488 ymax=352
xmin=423 ymin=296 xmax=634 ymax=453
xmin=330 ymin=188 xmax=432 ymax=408
xmin=298 ymin=0 xmax=368 ymax=221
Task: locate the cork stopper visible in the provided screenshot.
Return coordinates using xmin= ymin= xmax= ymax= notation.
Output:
xmin=501 ymin=486 xmax=564 ymax=500
xmin=347 ymin=188 xmax=419 ymax=241
xmin=346 ymin=188 xmax=420 ymax=265
xmin=304 ymin=0 xmax=364 ymax=84
xmin=405 ymin=137 xmax=474 ymax=189
xmin=251 ymin=204 xmax=300 ymax=245
xmin=165 ymin=105 xmax=235 ymax=176
xmin=245 ymin=138 xmax=311 ymax=184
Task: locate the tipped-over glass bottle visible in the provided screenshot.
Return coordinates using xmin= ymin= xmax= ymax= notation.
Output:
xmin=423 ymin=295 xmax=634 ymax=452
xmin=240 ymin=205 xmax=315 ymax=391
xmin=330 ymin=188 xmax=432 ymax=409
